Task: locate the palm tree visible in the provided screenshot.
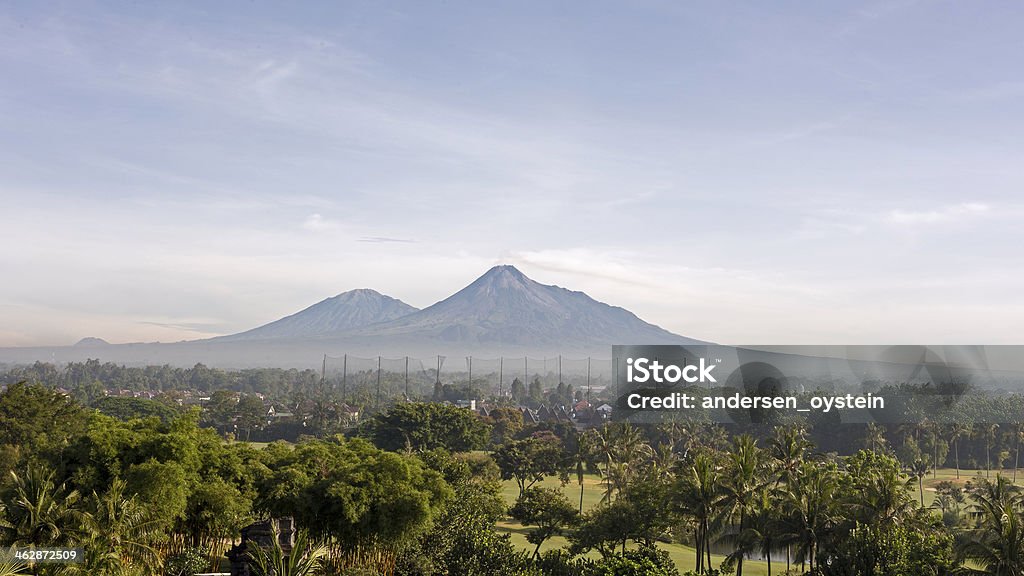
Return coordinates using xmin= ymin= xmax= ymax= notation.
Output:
xmin=656 ymin=419 xmax=691 ymax=456
xmin=951 ymin=422 xmax=972 ymax=480
xmin=957 ymin=475 xmax=1024 ymax=575
xmin=0 ymin=549 xmax=30 ymax=576
xmin=75 ymin=479 xmax=162 ymax=576
xmin=675 ymin=450 xmax=722 ymax=574
xmin=768 ymin=425 xmax=811 ymax=487
xmin=591 ymin=423 xmax=652 ymax=502
xmin=849 ymin=459 xmax=917 ymax=528
xmin=5 ymin=467 xmax=80 ymax=547
xmin=730 ymin=492 xmax=780 ymax=576
xmin=1011 ymin=422 xmax=1024 ymax=485
xmin=718 ymin=435 xmax=769 ymax=576
xmin=910 ymin=458 xmax=929 ymax=507
xmin=569 ymin=431 xmax=592 ymax=514
xmin=778 ymin=461 xmax=837 ymax=572
xmin=247 ymin=529 xmax=328 ymax=576
xmin=923 ymin=419 xmax=943 ymax=478
xmin=0 ymin=502 xmax=11 ymax=543
xmin=864 ymin=422 xmax=887 ymax=453
xmin=767 ymin=424 xmax=810 ymax=568
xmin=649 ymin=442 xmax=680 ymax=482
xmin=589 ymin=425 xmax=617 ymax=503
xmin=977 ymin=424 xmax=1001 ymax=479
xmin=612 ymin=423 xmax=653 ymax=486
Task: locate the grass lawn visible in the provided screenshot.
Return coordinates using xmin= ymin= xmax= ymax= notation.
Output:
xmin=919 ymin=467 xmax=1024 ymax=508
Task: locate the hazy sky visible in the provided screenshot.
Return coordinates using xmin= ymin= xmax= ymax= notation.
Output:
xmin=3 ymin=1 xmax=1023 ymax=347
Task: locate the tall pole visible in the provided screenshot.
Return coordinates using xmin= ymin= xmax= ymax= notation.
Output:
xmin=558 ymin=355 xmax=562 ymax=385
xmin=320 ymin=354 xmax=326 ymax=396
xmin=587 ymin=356 xmax=592 ymax=403
xmin=342 ymin=354 xmax=347 ymax=404
xmin=468 ymin=356 xmax=472 ymax=392
xmin=499 ymin=357 xmax=503 ymax=397
xmin=436 ymin=355 xmax=441 ymax=384
xmin=376 ymin=356 xmax=381 ymax=410
xmin=405 ymin=356 xmax=409 ymax=400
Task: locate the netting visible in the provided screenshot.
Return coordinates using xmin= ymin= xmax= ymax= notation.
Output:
xmin=322 ymin=355 xmax=614 ymax=405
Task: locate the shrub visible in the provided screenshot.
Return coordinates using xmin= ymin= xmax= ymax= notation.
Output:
xmin=164 ymin=548 xmax=208 ymax=576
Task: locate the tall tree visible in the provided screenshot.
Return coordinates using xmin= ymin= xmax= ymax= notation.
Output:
xmin=674 ymin=449 xmax=722 ymax=574
xmin=778 ymin=461 xmax=838 ymax=572
xmin=493 ymin=433 xmax=564 ymax=498
xmin=719 ymin=435 xmax=768 ymax=576
xmin=509 ymin=487 xmax=578 ymax=558
xmin=951 ymin=422 xmax=972 ymax=480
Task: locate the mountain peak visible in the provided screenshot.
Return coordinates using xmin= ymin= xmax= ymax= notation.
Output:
xmin=482 ymin=264 xmax=525 ymax=278
xmin=335 ymin=288 xmax=384 ymax=299
xmin=75 ymin=337 xmax=110 ymax=347
xmin=218 ymin=288 xmax=419 ymax=341
xmin=354 ymin=265 xmax=699 ymax=349
xmin=472 ymin=265 xmax=534 ymax=291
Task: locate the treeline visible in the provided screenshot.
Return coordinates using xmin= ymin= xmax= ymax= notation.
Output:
xmin=1 ymin=359 xmax=322 ymax=399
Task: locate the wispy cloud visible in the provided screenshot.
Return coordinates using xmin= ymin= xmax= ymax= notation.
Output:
xmin=302 ymin=213 xmax=339 ymax=231
xmin=357 ymin=236 xmax=416 ymax=243
xmin=884 ymin=203 xmax=991 ymax=225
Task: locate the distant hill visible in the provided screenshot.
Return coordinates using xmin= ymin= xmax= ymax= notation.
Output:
xmin=74 ymin=337 xmax=110 ymax=347
xmin=215 ymin=289 xmax=418 ymax=341
xmin=343 ymin=265 xmax=699 ymax=349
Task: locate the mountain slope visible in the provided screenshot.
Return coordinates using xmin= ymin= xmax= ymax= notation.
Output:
xmin=217 ymin=289 xmax=418 ymax=341
xmin=345 ymin=265 xmax=698 ymax=348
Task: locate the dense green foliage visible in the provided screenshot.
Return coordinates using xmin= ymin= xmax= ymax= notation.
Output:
xmin=257 ymin=436 xmax=451 ymax=549
xmin=4 ymin=375 xmax=1024 ymax=575
xmin=360 ymin=402 xmax=491 ymax=452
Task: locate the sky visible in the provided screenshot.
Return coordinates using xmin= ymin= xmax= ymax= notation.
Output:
xmin=2 ymin=0 xmax=1023 ymax=347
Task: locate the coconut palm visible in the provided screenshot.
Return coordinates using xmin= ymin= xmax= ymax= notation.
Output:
xmin=850 ymin=460 xmax=917 ymax=528
xmin=864 ymin=422 xmax=888 ymax=453
xmin=0 ymin=503 xmax=11 ymax=543
xmin=910 ymin=458 xmax=930 ymax=507
xmin=588 ymin=425 xmax=617 ymax=503
xmin=675 ymin=449 xmax=722 ymax=574
xmin=590 ymin=423 xmax=652 ymax=503
xmin=951 ymin=422 xmax=972 ymax=479
xmin=4 ymin=467 xmax=80 ymax=547
xmin=74 ymin=479 xmax=162 ymax=576
xmin=1010 ymin=422 xmax=1024 ymax=484
xmin=649 ymin=442 xmax=679 ymax=482
xmin=727 ymin=491 xmax=780 ymax=576
xmin=977 ymin=424 xmax=1001 ymax=479
xmin=0 ymin=549 xmax=30 ymax=576
xmin=768 ymin=424 xmax=811 ymax=487
xmin=718 ymin=435 xmax=769 ymax=576
xmin=957 ymin=475 xmax=1024 ymax=575
xmin=568 ymin=430 xmax=592 ymax=514
xmin=923 ymin=419 xmax=943 ymax=478
xmin=777 ymin=461 xmax=837 ymax=573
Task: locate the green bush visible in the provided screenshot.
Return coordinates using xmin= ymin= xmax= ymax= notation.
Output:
xmin=164 ymin=548 xmax=208 ymax=576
